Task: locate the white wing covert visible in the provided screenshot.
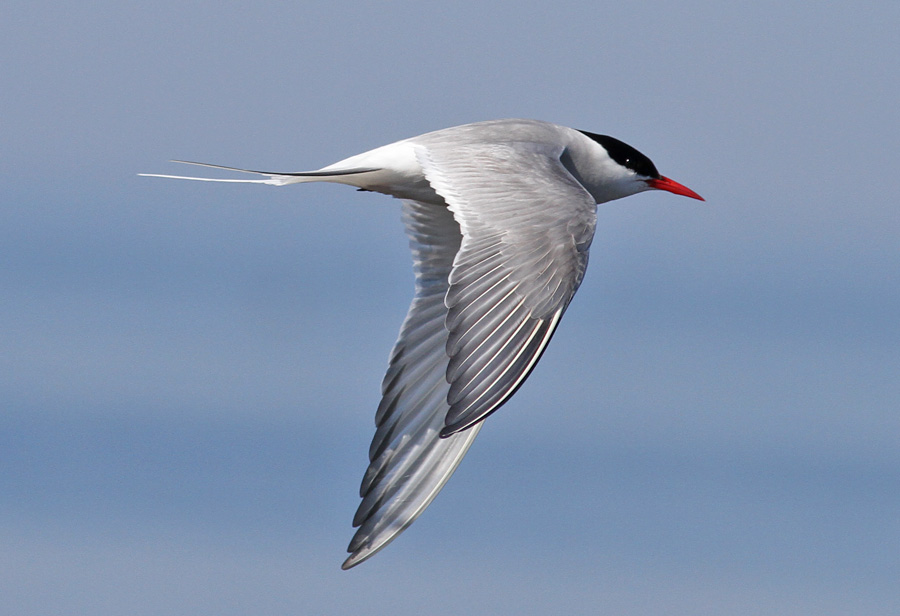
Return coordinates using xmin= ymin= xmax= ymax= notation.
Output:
xmin=415 ymin=141 xmax=598 ymax=436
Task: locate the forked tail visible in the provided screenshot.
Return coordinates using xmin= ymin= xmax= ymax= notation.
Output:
xmin=139 ymin=160 xmax=381 ymax=186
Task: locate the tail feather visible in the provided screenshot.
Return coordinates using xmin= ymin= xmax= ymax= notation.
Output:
xmin=139 ymin=160 xmax=381 ymax=186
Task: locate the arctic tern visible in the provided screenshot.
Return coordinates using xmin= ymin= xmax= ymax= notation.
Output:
xmin=141 ymin=118 xmax=704 ymax=569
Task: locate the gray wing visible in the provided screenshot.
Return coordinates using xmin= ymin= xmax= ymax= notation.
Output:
xmin=343 ymin=199 xmax=482 ymax=569
xmin=415 ymin=141 xmax=598 ymax=435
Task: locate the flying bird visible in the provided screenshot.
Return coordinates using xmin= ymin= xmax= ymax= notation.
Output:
xmin=141 ymin=118 xmax=703 ymax=569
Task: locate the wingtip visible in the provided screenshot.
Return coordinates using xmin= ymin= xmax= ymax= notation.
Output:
xmin=438 ymin=424 xmax=460 ymax=438
xmin=440 ymin=413 xmax=486 ymax=438
xmin=341 ymin=549 xmax=372 ymax=570
xmin=439 ymin=420 xmax=476 ymax=437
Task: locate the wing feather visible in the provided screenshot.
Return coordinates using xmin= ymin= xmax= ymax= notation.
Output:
xmin=345 ymin=136 xmax=599 ymax=567
xmin=414 ymin=141 xmax=597 ymax=436
xmin=342 ymin=199 xmax=481 ymax=569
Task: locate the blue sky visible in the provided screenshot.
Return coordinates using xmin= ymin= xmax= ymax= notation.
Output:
xmin=2 ymin=1 xmax=899 ymax=614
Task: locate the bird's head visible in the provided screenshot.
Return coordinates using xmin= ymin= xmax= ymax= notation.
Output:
xmin=577 ymin=130 xmax=704 ymax=203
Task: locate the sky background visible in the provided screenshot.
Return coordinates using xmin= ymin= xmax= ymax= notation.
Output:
xmin=2 ymin=1 xmax=899 ymax=614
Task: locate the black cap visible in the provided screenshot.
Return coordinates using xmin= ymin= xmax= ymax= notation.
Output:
xmin=578 ymin=130 xmax=661 ymax=179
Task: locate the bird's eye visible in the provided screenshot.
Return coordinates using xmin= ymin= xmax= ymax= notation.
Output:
xmin=578 ymin=131 xmax=661 ymax=179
